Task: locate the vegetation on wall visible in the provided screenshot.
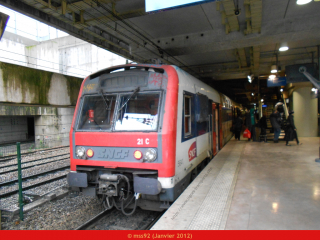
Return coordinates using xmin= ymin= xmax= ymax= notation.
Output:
xmin=0 ymin=62 xmax=82 ymax=106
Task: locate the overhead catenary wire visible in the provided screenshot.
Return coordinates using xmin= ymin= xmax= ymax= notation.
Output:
xmin=68 ymin=1 xmax=164 ymax=63
xmin=23 ymin=0 xmax=200 ymax=77
xmin=31 ymin=0 xmax=145 ymax=62
xmin=0 ymin=55 xmax=87 ymax=78
xmin=0 ymin=49 xmax=92 ymax=74
xmin=86 ymin=0 xmax=199 ymax=75
xmin=68 ymin=0 xmax=200 ymax=76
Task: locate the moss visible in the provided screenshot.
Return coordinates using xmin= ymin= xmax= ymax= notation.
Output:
xmin=0 ymin=62 xmax=52 ymax=104
xmin=0 ymin=62 xmax=82 ymax=106
xmin=25 ymin=45 xmax=36 ymax=51
xmin=65 ymin=75 xmax=82 ymax=105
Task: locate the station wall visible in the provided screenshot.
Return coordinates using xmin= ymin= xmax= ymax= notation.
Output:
xmin=0 ymin=105 xmax=74 ymax=146
xmin=0 ymin=116 xmax=28 ymax=144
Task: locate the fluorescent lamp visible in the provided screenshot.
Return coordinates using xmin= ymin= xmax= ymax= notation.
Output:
xmin=279 ymin=42 xmax=289 ymax=51
xmin=269 ymin=75 xmax=276 ymax=80
xmin=271 ymin=65 xmax=277 ymax=73
xmin=247 ymin=75 xmax=252 ymax=83
xmin=296 ymin=0 xmax=312 ymax=5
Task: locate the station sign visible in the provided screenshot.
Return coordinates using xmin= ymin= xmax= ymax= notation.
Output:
xmin=267 ymin=77 xmax=286 ymax=87
xmin=146 ymin=0 xmax=215 ymax=13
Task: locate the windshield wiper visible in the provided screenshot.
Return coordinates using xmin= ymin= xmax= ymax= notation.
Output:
xmin=100 ymin=89 xmax=113 ymax=124
xmin=118 ymin=87 xmax=140 ymax=112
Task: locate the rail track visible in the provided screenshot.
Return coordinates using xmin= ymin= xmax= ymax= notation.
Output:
xmin=0 ymin=146 xmax=69 ymax=163
xmin=0 ymin=154 xmax=69 ymax=174
xmin=75 ymin=208 xmax=164 ymax=230
xmin=0 ymin=169 xmax=69 ymax=198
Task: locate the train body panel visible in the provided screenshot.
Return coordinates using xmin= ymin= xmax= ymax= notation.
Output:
xmin=173 ymin=67 xmax=220 ymax=187
xmin=67 ymin=64 xmax=239 ymax=213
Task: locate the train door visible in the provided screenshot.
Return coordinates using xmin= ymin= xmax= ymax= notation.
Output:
xmin=219 ymin=104 xmax=223 ymax=149
xmin=212 ymin=103 xmax=218 ymax=155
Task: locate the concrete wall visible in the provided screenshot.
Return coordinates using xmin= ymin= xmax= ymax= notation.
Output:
xmin=26 ymin=35 xmax=127 ymax=77
xmin=0 ymin=116 xmax=28 ymax=144
xmin=293 ymin=87 xmax=318 ymax=137
xmin=0 ymin=105 xmax=74 ymax=146
xmin=0 ymin=62 xmax=82 ymax=106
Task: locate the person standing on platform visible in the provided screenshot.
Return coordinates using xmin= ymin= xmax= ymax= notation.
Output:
xmin=258 ymin=113 xmax=267 ymax=136
xmin=270 ymin=109 xmax=281 ymax=143
xmin=245 ymin=110 xmax=252 ymax=141
xmin=250 ymin=108 xmax=257 ymax=141
xmin=234 ymin=114 xmax=243 ymax=140
xmin=285 ymin=111 xmax=302 ymax=146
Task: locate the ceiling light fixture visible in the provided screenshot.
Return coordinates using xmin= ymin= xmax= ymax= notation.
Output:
xmin=280 ymin=89 xmax=283 ymax=92
xmin=261 ymin=99 xmax=264 ymax=102
xmin=271 ymin=65 xmax=277 ymax=73
xmin=247 ymin=74 xmax=254 ymax=83
xmin=279 ymin=42 xmax=289 ymax=51
xmin=296 ymin=0 xmax=312 ymax=5
xmin=269 ymin=75 xmax=276 ymax=80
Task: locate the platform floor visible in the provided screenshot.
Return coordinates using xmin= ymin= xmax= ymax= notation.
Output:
xmin=152 ymin=137 xmax=320 ymax=230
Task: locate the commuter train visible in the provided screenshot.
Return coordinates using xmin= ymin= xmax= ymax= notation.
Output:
xmin=67 ymin=64 xmax=240 ymax=215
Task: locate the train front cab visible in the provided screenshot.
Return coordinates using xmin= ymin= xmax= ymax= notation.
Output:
xmin=67 ymin=64 xmax=229 ymax=213
xmin=67 ymin=65 xmax=181 ymax=213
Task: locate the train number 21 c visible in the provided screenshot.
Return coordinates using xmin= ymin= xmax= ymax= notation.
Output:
xmin=137 ymin=138 xmax=150 ymax=145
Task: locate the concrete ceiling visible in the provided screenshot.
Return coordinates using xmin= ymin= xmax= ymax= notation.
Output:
xmin=1 ymin=0 xmax=320 ymax=105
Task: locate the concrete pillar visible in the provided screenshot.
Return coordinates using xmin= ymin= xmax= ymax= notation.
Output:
xmin=293 ymin=87 xmax=318 ymax=137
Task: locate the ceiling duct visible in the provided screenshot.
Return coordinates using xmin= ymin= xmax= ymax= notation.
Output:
xmin=244 ymin=0 xmax=262 ymax=35
xmin=216 ymin=0 xmax=240 ymax=34
xmin=236 ymin=48 xmax=247 ymax=68
xmin=252 ymin=46 xmax=261 ymax=69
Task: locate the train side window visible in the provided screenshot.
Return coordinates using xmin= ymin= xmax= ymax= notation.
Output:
xmin=184 ymin=95 xmax=192 ymax=136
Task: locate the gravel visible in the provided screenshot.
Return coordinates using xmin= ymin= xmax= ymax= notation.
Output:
xmin=1 ymin=191 xmax=162 ymax=230
xmin=1 ymin=192 xmax=105 ymax=230
xmin=0 ymin=178 xmax=68 ymax=211
xmin=0 ymin=169 xmax=69 ymax=197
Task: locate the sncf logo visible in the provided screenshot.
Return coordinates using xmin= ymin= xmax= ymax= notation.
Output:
xmin=188 ymin=142 xmax=197 ymax=161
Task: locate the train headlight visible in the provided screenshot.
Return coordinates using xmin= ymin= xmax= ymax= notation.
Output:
xmin=144 ymin=148 xmax=157 ymax=162
xmin=134 ymin=150 xmax=143 ymax=160
xmin=86 ymin=149 xmax=94 ymax=158
xmin=75 ymin=146 xmax=85 ymax=158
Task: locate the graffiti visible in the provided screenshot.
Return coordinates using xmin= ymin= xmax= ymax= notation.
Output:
xmin=148 ymin=73 xmax=168 ymax=87
xmin=83 ymin=83 xmax=96 ymax=92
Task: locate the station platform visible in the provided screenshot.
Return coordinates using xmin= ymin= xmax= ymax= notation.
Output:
xmin=152 ymin=137 xmax=320 ymax=230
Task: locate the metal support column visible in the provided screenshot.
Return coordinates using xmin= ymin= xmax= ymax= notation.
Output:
xmin=17 ymin=142 xmax=24 ymax=221
xmin=316 ymin=45 xmax=320 ymax=162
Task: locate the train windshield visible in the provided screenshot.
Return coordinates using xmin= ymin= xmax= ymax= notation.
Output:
xmin=115 ymin=92 xmax=160 ymax=131
xmin=78 ymin=94 xmax=117 ymax=130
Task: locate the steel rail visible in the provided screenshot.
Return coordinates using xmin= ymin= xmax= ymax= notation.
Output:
xmin=0 ymin=173 xmax=68 ymax=198
xmin=140 ymin=212 xmax=164 ymax=230
xmin=0 ymin=154 xmax=69 ymax=173
xmin=75 ymin=209 xmax=115 ymax=230
xmin=0 ymin=166 xmax=70 ymax=187
xmin=0 ymin=146 xmax=69 ymax=162
xmin=0 ymin=157 xmax=69 ymax=175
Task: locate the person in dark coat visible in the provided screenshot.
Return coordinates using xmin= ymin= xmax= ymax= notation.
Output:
xmin=270 ymin=109 xmax=281 ymax=143
xmin=234 ymin=115 xmax=243 ymax=140
xmin=258 ymin=114 xmax=267 ymax=135
xmin=285 ymin=111 xmax=301 ymax=146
